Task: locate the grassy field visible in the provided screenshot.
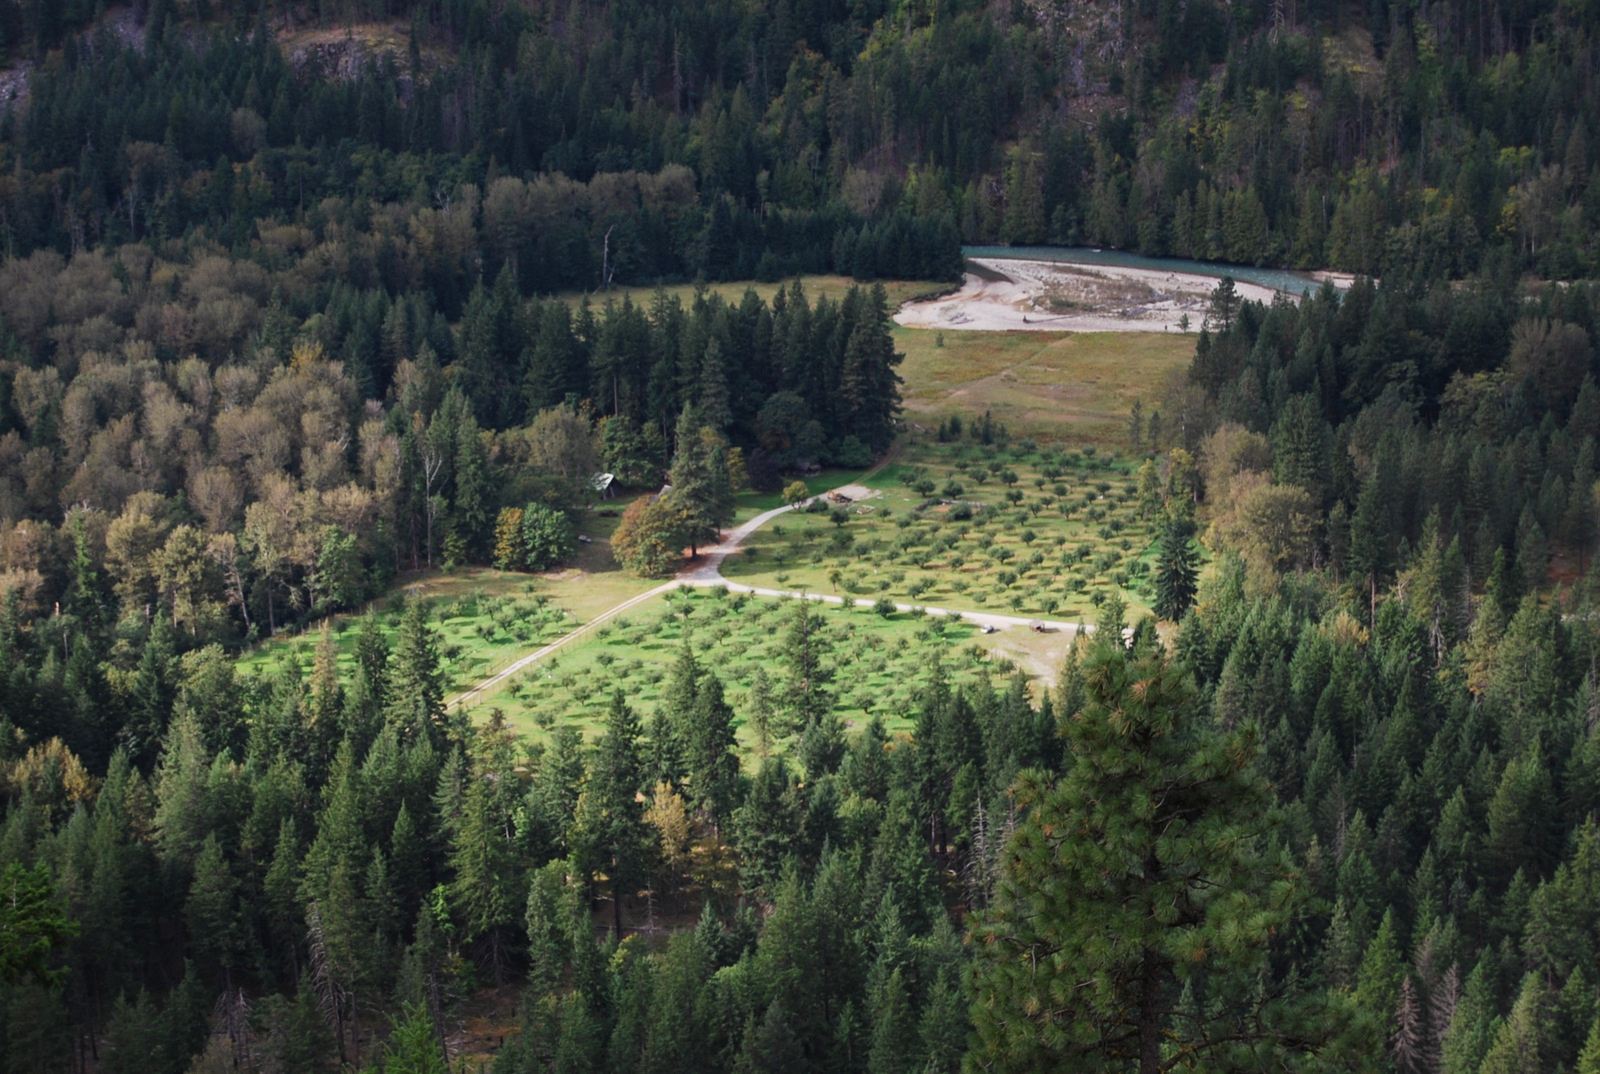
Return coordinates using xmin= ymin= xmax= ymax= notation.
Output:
xmin=236 ymin=504 xmax=660 ymax=692
xmin=559 ymin=278 xmax=1192 ymax=449
xmin=721 ymin=428 xmax=1160 ymax=622
xmin=470 ymin=585 xmax=1018 ymax=749
xmin=238 ymin=304 xmax=1192 ymax=747
xmin=896 ymin=328 xmax=1193 ymax=445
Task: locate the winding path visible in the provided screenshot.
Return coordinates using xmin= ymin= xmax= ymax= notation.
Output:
xmin=448 ymin=490 xmax=1088 ymax=712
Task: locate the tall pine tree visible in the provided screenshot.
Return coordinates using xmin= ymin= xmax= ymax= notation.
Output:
xmin=967 ymin=641 xmax=1369 ymax=1072
xmin=1152 ymin=517 xmax=1200 ymax=622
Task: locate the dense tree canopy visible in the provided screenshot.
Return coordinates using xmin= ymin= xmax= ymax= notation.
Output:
xmin=4 ymin=0 xmax=1600 ymax=1070
xmin=3 ymin=0 xmax=1600 ymax=282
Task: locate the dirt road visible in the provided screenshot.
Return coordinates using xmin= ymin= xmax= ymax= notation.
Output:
xmin=448 ymin=463 xmax=1088 ymax=712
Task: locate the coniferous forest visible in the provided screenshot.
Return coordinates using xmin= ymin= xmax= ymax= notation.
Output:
xmin=7 ymin=0 xmax=1600 ymax=1072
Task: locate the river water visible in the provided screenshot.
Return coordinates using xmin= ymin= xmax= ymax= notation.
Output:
xmin=962 ymin=245 xmax=1330 ymax=296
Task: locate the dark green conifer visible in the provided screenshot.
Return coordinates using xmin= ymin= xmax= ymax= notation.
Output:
xmin=1152 ymin=516 xmax=1200 ymax=622
xmin=967 ymin=641 xmax=1369 ymax=1072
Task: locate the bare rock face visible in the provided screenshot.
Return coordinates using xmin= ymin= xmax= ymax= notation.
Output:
xmin=0 ymin=10 xmax=444 ymax=118
xmin=0 ymin=6 xmax=145 ymax=116
xmin=285 ymin=35 xmax=391 ymax=82
xmin=279 ymin=23 xmax=441 ymax=92
xmin=0 ymin=61 xmax=28 ymax=115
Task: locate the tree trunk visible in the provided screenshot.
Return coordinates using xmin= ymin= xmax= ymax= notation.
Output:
xmin=333 ymin=999 xmax=346 ymax=1066
xmin=1139 ymin=948 xmax=1164 ymax=1074
xmin=429 ymin=969 xmax=447 ymax=1058
xmin=492 ymin=927 xmax=504 ymax=997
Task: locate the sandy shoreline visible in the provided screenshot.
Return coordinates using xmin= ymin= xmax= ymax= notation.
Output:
xmin=896 ymin=257 xmax=1346 ymax=333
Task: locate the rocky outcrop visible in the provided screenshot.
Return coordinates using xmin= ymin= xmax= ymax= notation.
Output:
xmin=279 ymin=23 xmax=443 ymax=88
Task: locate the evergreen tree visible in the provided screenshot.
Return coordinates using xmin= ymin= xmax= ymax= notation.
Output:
xmin=782 ymin=599 xmax=833 ymax=728
xmin=1152 ymin=517 xmax=1200 ymax=621
xmin=387 ymin=600 xmax=449 ymax=749
xmin=1356 ymin=909 xmax=1404 ymax=1035
xmin=1478 ymin=973 xmax=1546 ymax=1074
xmin=374 ymin=1004 xmax=448 ymax=1074
xmin=0 ymin=863 xmax=78 ymax=988
xmin=658 ymin=639 xmax=701 ymax=780
xmin=735 ymin=1000 xmax=806 ymax=1074
xmin=1578 ymin=1013 xmax=1600 ymax=1074
xmin=698 ymin=337 xmax=733 ymax=433
xmin=967 ymin=641 xmax=1368 ymax=1072
xmin=263 ymin=818 xmax=304 ymax=973
xmin=184 ymin=832 xmax=240 ymax=984
xmin=732 ymin=756 xmax=801 ymax=894
xmin=448 ymin=746 xmax=521 ymax=994
xmin=685 ymin=672 xmax=740 ymax=824
xmin=572 ymin=692 xmax=652 ymax=933
xmin=151 ymin=713 xmax=216 ymax=872
xmin=123 ymin=614 xmax=176 ymax=770
xmin=452 ymin=408 xmax=493 ymax=559
xmin=839 ymin=285 xmax=904 ymax=453
xmin=866 ymin=966 xmax=919 ymax=1074
xmin=668 ymin=410 xmax=734 ymax=556
xmin=347 ymin=610 xmax=390 ymax=744
xmin=1349 ymin=459 xmax=1395 ymax=620
xmin=254 ymin=977 xmax=338 ymax=1074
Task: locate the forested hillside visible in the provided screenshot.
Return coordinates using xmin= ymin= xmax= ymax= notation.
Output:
xmin=6 ymin=0 xmax=1600 ymax=1072
xmin=2 ymin=0 xmax=1600 ymax=280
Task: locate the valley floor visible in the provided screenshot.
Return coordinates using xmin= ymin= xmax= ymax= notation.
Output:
xmin=896 ymin=257 xmax=1352 ymax=332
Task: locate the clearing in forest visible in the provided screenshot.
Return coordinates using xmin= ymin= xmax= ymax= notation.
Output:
xmin=720 ymin=429 xmax=1159 ymax=625
xmin=470 ymin=585 xmax=1016 ymax=747
xmin=895 ymin=327 xmax=1193 ymax=444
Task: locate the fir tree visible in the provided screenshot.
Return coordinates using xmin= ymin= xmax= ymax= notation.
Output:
xmin=1357 ymin=910 xmax=1404 ymax=1035
xmin=839 ymin=285 xmax=904 ymax=453
xmin=747 ymin=666 xmax=777 ymax=754
xmin=254 ymin=977 xmax=338 ymax=1074
xmin=306 ymin=620 xmax=344 ymax=769
xmin=447 ymin=719 xmax=522 ymax=995
xmin=866 ymin=966 xmax=919 ymax=1074
xmin=783 ymin=599 xmax=833 ymax=728
xmin=374 ymin=1004 xmax=448 ymax=1074
xmin=0 ymin=863 xmax=78 ymax=988
xmin=572 ymin=692 xmax=652 ymax=933
xmin=151 ymin=713 xmax=216 ymax=871
xmin=386 ymin=600 xmax=448 ymax=749
xmin=686 ymin=672 xmax=740 ymax=825
xmin=732 ymin=756 xmax=801 ymax=894
xmin=668 ymin=408 xmax=733 ymax=556
xmin=124 ymin=614 xmax=176 ymax=770
xmin=1152 ymin=516 xmax=1200 ymax=622
xmin=1478 ymin=973 xmax=1546 ymax=1074
xmin=263 ymin=818 xmax=303 ymax=974
xmin=1578 ymin=1013 xmax=1600 ymax=1074
xmin=184 ymin=832 xmax=240 ymax=984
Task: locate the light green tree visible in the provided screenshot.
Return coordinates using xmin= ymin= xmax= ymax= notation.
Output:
xmin=0 ymin=863 xmax=79 ymax=988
